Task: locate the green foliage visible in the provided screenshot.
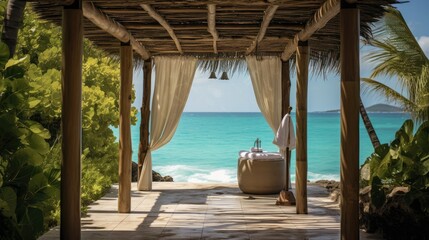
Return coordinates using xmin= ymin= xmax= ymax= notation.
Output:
xmin=362 ymin=7 xmax=429 ymax=122
xmin=362 ymin=119 xmax=429 ymax=212
xmin=1 ymin=3 xmax=137 ymax=239
xmin=0 ymin=43 xmax=59 ymax=240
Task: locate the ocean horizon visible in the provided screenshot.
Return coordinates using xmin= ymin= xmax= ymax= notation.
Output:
xmin=113 ymin=112 xmax=410 ymax=183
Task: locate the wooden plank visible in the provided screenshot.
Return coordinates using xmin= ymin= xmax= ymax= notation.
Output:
xmin=61 ymin=1 xmax=82 ymax=239
xmin=295 ymin=41 xmax=309 ymax=214
xmin=281 ymin=0 xmax=340 ymax=61
xmin=340 ymin=1 xmax=360 ymax=239
xmin=141 ymin=4 xmax=183 ymax=54
xmin=138 ymin=60 xmax=152 ymax=178
xmin=207 ymin=4 xmax=218 ymax=53
xmin=82 ymin=2 xmax=150 ymax=59
xmin=118 ymin=42 xmax=133 ymax=213
xmin=245 ymin=5 xmax=278 ymax=54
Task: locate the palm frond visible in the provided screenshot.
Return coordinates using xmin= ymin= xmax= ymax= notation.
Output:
xmin=366 ymin=7 xmax=429 ymax=81
xmin=361 ymin=77 xmax=416 ymax=111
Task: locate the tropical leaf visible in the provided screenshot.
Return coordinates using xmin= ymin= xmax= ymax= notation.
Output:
xmin=0 ymin=187 xmax=17 ymax=218
xmin=0 ymin=42 xmax=10 ymax=69
xmin=395 ymin=119 xmax=414 ymax=144
xmin=18 ymin=207 xmax=44 ymax=239
xmin=5 ymin=56 xmax=28 ymax=69
xmin=361 ymin=78 xmax=414 ymax=111
xmin=371 ymin=176 xmax=386 ymax=208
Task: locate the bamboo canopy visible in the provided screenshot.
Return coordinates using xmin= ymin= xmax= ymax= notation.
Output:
xmin=30 ymin=0 xmax=397 ymax=65
xmin=28 ymin=1 xmax=398 ymax=239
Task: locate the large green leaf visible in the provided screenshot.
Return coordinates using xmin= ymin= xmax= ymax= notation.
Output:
xmin=18 ymin=207 xmax=44 ymax=239
xmin=414 ymin=121 xmax=429 ymax=151
xmin=371 ymin=176 xmax=386 ymax=208
xmin=25 ymin=121 xmax=51 ymax=139
xmin=13 ymin=148 xmax=43 ymax=166
xmin=27 ymin=98 xmax=41 ymax=109
xmin=374 ymin=143 xmax=390 ymax=157
xmin=395 ymin=119 xmax=414 ymax=145
xmin=28 ymin=173 xmax=50 ymax=207
xmin=5 ymin=57 xmax=28 ymax=70
xmin=0 ymin=187 xmax=17 ymax=218
xmin=28 ymin=133 xmax=49 ymax=155
xmin=422 ymin=159 xmax=429 ymax=176
xmin=0 ymin=42 xmax=10 ymax=69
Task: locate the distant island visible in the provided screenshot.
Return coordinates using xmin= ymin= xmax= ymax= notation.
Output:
xmin=326 ymin=104 xmax=403 ymax=113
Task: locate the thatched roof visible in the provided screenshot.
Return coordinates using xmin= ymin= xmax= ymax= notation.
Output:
xmin=30 ymin=0 xmax=398 ymax=70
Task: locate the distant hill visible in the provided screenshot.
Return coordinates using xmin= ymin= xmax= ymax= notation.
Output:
xmin=325 ymin=104 xmax=403 ymax=113
xmin=366 ymin=104 xmax=403 ymax=112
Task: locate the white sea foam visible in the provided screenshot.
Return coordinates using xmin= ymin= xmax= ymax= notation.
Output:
xmin=154 ymin=165 xmax=339 ymax=183
xmin=187 ymin=169 xmax=236 ymax=183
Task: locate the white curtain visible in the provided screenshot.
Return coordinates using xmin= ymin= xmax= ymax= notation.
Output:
xmin=246 ymin=56 xmax=282 ymax=134
xmin=138 ymin=56 xmax=198 ymax=190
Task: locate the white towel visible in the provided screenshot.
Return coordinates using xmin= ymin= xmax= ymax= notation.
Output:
xmin=239 ymin=151 xmax=282 ymax=160
xmin=273 ymin=113 xmax=296 ymax=151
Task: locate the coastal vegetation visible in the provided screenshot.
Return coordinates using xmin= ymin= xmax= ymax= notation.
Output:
xmin=360 ymin=7 xmax=429 ymax=239
xmin=360 ymin=119 xmax=429 ymax=239
xmin=0 ymin=3 xmax=136 ymax=239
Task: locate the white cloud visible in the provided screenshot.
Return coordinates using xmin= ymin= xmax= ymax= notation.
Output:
xmin=418 ymin=36 xmax=429 ymax=58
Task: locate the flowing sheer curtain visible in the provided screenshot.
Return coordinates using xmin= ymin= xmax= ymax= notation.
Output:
xmin=246 ymin=56 xmax=282 ymax=134
xmin=138 ymin=56 xmax=198 ymax=190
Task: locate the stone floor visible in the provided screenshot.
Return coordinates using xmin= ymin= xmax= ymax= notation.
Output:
xmin=39 ymin=182 xmax=381 ymax=239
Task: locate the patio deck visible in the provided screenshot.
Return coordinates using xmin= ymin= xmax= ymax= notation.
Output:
xmin=39 ymin=182 xmax=380 ymax=240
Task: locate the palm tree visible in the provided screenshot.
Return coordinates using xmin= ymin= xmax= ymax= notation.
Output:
xmin=362 ymin=7 xmax=429 ymax=123
xmin=359 ymin=98 xmax=381 ymax=149
xmin=1 ymin=0 xmax=26 ymax=57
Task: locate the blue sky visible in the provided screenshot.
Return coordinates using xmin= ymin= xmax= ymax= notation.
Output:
xmin=133 ymin=1 xmax=429 ymax=112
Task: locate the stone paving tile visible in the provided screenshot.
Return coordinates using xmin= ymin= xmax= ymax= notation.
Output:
xmin=39 ymin=182 xmax=382 ymax=240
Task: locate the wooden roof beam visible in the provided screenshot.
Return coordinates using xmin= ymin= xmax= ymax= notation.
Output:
xmin=82 ymin=2 xmax=150 ymax=59
xmin=141 ymin=4 xmax=183 ymax=54
xmin=27 ymin=0 xmax=75 ymax=4
xmin=281 ymin=0 xmax=340 ymax=61
xmin=207 ymin=4 xmax=218 ymax=54
xmin=245 ymin=5 xmax=278 ymax=55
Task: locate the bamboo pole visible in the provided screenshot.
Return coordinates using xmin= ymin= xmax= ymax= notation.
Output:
xmin=118 ymin=42 xmax=133 ymax=213
xmin=340 ymin=1 xmax=360 ymax=239
xmin=281 ymin=60 xmax=291 ymax=188
xmin=295 ymin=41 xmax=309 ymax=214
xmin=82 ymin=2 xmax=150 ymax=60
xmin=61 ymin=1 xmax=82 ymax=239
xmin=207 ymin=4 xmax=218 ymax=54
xmin=245 ymin=5 xmax=278 ymax=54
xmin=138 ymin=60 xmax=152 ymax=178
xmin=281 ymin=0 xmax=339 ymax=61
xmin=141 ymin=4 xmax=183 ymax=54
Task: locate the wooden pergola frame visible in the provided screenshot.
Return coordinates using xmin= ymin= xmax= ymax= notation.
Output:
xmin=27 ymin=0 xmax=395 ymax=239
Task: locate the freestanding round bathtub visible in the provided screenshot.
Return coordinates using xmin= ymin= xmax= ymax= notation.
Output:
xmin=237 ymin=154 xmax=285 ymax=194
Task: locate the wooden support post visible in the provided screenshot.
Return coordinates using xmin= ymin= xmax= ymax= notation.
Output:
xmin=118 ymin=42 xmax=133 ymax=213
xmin=295 ymin=41 xmax=309 ymax=214
xmin=61 ymin=1 xmax=82 ymax=239
xmin=138 ymin=60 xmax=152 ymax=178
xmin=276 ymin=60 xmax=296 ymax=206
xmin=281 ymin=60 xmax=292 ymax=189
xmin=340 ymin=1 xmax=360 ymax=239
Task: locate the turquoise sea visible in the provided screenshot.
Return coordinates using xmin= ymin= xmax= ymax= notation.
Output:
xmin=114 ymin=112 xmax=409 ymax=183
